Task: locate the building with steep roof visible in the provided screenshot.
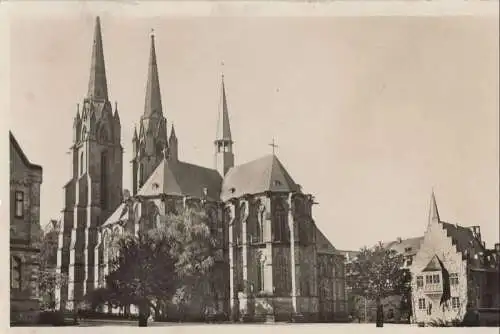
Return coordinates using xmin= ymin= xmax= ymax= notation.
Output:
xmin=10 ymin=132 xmax=43 ymax=324
xmin=56 ymin=17 xmax=346 ymax=322
xmin=410 ymin=191 xmax=500 ymax=325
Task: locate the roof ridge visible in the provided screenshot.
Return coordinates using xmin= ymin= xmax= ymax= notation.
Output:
xmin=10 ymin=131 xmax=43 ymax=171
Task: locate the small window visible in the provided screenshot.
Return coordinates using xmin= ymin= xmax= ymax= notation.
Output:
xmin=404 ymin=247 xmax=412 ymax=252
xmin=15 ymin=191 xmax=24 ymax=218
xmin=418 ymin=298 xmax=426 ymax=310
xmin=416 ymin=276 xmax=423 ymax=288
xmin=11 ymin=256 xmax=21 ymax=290
xmin=450 ymin=273 xmax=459 ymax=285
xmin=273 ymin=180 xmax=282 ymax=186
xmin=426 ymin=275 xmax=433 ymax=284
xmin=452 ymin=297 xmax=460 ymax=309
xmin=432 ymin=274 xmax=440 ymax=284
xmin=406 ymin=258 xmax=413 ymax=266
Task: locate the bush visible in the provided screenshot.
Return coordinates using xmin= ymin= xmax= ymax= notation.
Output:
xmin=38 ymin=311 xmax=76 ymax=326
xmin=77 ymin=309 xmax=139 ymax=321
xmin=428 ymin=318 xmax=463 ymax=327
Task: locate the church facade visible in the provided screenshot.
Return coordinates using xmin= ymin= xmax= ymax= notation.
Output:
xmin=56 ymin=17 xmax=346 ymax=322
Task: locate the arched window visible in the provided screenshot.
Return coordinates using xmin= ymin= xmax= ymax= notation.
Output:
xmin=100 ymin=151 xmax=108 ymax=209
xmin=80 ymin=151 xmax=85 ymax=176
xmin=256 ymin=202 xmax=265 ymax=243
xmin=273 ymin=200 xmax=289 ymax=242
xmin=256 ymin=254 xmax=266 ymax=292
xmin=11 ymin=256 xmax=21 ymax=290
xmin=99 ymin=126 xmax=109 ymax=144
xmin=81 ymin=126 xmax=87 ymax=142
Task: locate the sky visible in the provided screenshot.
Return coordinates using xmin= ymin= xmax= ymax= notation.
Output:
xmin=6 ymin=6 xmax=499 ymax=251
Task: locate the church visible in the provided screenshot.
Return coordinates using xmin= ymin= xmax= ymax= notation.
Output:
xmin=55 ymin=17 xmax=346 ymax=322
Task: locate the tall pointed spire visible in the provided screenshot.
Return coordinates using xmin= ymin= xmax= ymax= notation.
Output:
xmin=216 ymin=74 xmax=232 ymax=141
xmin=169 ymin=123 xmax=177 ymax=141
xmin=144 ymin=30 xmax=162 ymax=117
xmin=428 ymin=189 xmax=440 ymax=225
xmin=214 ymin=72 xmax=234 ymax=176
xmin=87 ymin=16 xmax=109 ymax=101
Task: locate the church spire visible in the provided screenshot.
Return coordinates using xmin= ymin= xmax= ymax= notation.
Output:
xmin=143 ymin=30 xmax=162 ymax=117
xmin=214 ymin=73 xmax=234 ymax=176
xmin=428 ymin=189 xmax=440 ymax=226
xmin=216 ymin=74 xmax=232 ymax=142
xmin=87 ymin=16 xmax=108 ymax=101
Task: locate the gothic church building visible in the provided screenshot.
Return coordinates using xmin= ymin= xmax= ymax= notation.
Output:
xmin=56 ymin=17 xmax=346 ymax=322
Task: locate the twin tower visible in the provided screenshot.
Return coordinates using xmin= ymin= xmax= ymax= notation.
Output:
xmin=56 ymin=16 xmax=234 ymax=309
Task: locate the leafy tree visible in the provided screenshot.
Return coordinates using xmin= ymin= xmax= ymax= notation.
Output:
xmin=399 ymin=268 xmax=412 ymax=323
xmin=101 ymin=207 xmax=216 ymax=326
xmin=37 ymin=220 xmax=68 ymax=310
xmin=345 ymin=242 xmax=406 ymax=326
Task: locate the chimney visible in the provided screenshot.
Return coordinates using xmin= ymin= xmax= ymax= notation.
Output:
xmin=495 ymin=243 xmax=500 ymax=253
xmin=397 ymin=237 xmax=402 ymax=243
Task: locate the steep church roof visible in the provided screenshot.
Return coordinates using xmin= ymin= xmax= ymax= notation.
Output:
xmin=138 ymin=158 xmax=222 ymax=201
xmin=221 ymin=154 xmax=300 ymax=201
xmin=316 ymin=227 xmax=339 ymax=255
xmin=102 ymin=202 xmax=130 ymax=227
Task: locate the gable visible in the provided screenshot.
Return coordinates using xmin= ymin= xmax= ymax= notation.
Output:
xmin=422 ymin=255 xmax=443 ymax=272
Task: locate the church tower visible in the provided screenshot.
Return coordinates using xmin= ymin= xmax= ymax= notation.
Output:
xmin=56 ymin=16 xmax=123 ymax=310
xmin=214 ymin=74 xmax=234 ymax=176
xmin=131 ymin=32 xmax=168 ymax=195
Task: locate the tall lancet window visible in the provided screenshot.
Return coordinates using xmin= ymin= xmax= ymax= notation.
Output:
xmin=80 ymin=152 xmax=85 ymax=176
xmin=273 ymin=200 xmax=289 ymax=242
xmin=256 ymin=253 xmax=266 ymax=292
xmin=256 ymin=202 xmax=265 ymax=243
xmin=100 ymin=151 xmax=108 ymax=209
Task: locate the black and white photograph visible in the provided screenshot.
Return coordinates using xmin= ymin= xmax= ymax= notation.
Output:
xmin=4 ymin=1 xmax=499 ymax=330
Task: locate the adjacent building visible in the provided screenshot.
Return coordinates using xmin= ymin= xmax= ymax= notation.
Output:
xmin=10 ymin=132 xmax=44 ymax=324
xmin=56 ymin=17 xmax=346 ymax=322
xmin=410 ymin=192 xmax=500 ymax=325
xmin=342 ymin=236 xmax=423 ymax=323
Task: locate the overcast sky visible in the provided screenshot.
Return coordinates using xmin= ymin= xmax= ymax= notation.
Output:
xmin=6 ymin=6 xmax=499 ymax=250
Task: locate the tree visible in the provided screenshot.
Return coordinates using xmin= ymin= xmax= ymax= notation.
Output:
xmin=102 ymin=207 xmax=217 ymax=326
xmin=38 ymin=220 xmax=68 ymax=310
xmin=345 ymin=242 xmax=407 ymax=327
xmin=398 ymin=268 xmax=412 ymax=323
xmin=159 ymin=208 xmax=217 ymax=320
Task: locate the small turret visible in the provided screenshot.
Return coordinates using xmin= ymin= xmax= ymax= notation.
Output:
xmin=168 ymin=123 xmax=178 ymax=161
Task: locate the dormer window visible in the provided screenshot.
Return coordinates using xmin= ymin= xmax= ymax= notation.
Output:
xmin=152 ymin=182 xmax=159 ymax=190
xmin=230 ymin=187 xmax=236 ymax=194
xmin=273 ymin=180 xmax=282 ymax=186
xmin=405 ymin=247 xmax=412 ymax=252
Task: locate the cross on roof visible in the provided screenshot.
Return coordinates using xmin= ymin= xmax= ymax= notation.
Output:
xmin=269 ymin=138 xmax=278 ymax=155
